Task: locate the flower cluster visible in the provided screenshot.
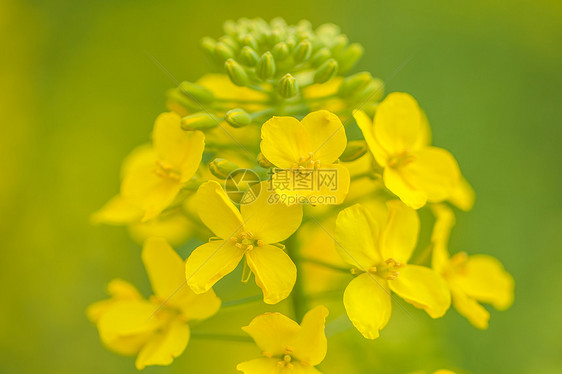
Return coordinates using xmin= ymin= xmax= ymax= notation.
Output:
xmin=89 ymin=18 xmax=514 ymax=373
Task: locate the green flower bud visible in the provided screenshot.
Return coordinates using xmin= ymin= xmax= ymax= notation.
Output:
xmin=338 ymin=43 xmax=364 ymax=73
xmin=223 ymin=20 xmax=238 ymax=37
xmin=352 ymin=78 xmax=385 ymax=102
xmin=293 ymin=40 xmax=312 ymax=64
xmin=238 ymin=46 xmax=259 ymax=67
xmin=215 ymin=42 xmax=235 ymax=62
xmin=225 ymin=109 xmax=252 ymax=128
xmin=272 ymin=42 xmax=290 ymax=61
xmin=178 ymin=81 xmax=214 ymax=104
xmin=257 ymin=52 xmax=276 ymax=80
xmin=270 ymin=17 xmax=287 ymax=29
xmin=201 ymin=37 xmax=217 ymax=60
xmin=313 ymin=59 xmax=339 ymax=84
xmin=268 ymin=29 xmax=283 ymax=46
xmin=279 ymin=73 xmax=297 ymax=98
xmin=310 ymin=47 xmax=331 ymax=67
xmin=330 ymin=34 xmax=349 ymax=57
xmin=340 ymin=140 xmax=368 ymax=162
xmin=224 ymin=59 xmax=249 ymax=86
xmin=218 ymin=35 xmax=239 ymax=52
xmin=256 ymin=153 xmax=274 ymax=168
xmin=338 ymin=72 xmax=373 ymax=98
xmin=181 ymin=112 xmax=219 ymax=130
xmin=166 ymin=88 xmax=200 ymax=112
xmin=241 ymin=34 xmax=258 ymax=50
xmin=209 ymin=158 xmax=240 ymax=179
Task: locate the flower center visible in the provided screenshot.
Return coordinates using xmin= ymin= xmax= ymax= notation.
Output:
xmin=387 ymin=152 xmax=415 ymax=168
xmin=352 ymin=258 xmax=404 ymax=280
xmin=292 ymin=152 xmax=320 ymax=170
xmin=443 ymin=252 xmax=468 ymax=277
xmin=153 ymin=160 xmax=181 ymax=181
xmin=230 ymin=231 xmax=264 ymax=252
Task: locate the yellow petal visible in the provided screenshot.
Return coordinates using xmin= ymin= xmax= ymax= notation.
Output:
xmin=241 ymin=181 xmax=303 ymax=243
xmin=383 ymin=167 xmax=427 ymax=209
xmin=389 ymin=265 xmax=451 ymax=318
xmin=141 ymin=237 xmax=221 ymax=319
xmin=343 ymin=273 xmax=391 ymax=339
xmin=301 ymin=110 xmax=346 ymax=164
xmin=246 ymin=244 xmax=297 ymax=304
xmin=185 ymin=240 xmax=245 ymax=294
xmin=91 ymin=195 xmax=142 ymax=225
xmin=121 ymin=158 xmax=182 ymax=222
xmin=135 ymin=319 xmax=190 ymax=369
xmin=400 ymin=147 xmax=461 ymax=203
xmin=260 ymin=116 xmax=311 ymax=168
xmin=451 ymin=287 xmax=490 ymax=330
xmin=292 ymin=305 xmax=329 ymax=366
xmin=197 ymin=180 xmax=245 ymax=239
xmin=236 ymin=358 xmax=280 ymax=374
xmin=87 ymin=279 xmax=142 ymax=322
xmin=335 ymin=204 xmax=381 ymax=269
xmin=379 ymin=200 xmax=419 ymax=263
xmin=128 ymin=211 xmax=193 ymax=247
xmin=242 ymin=312 xmax=300 ymax=356
xmin=373 ymin=92 xmax=425 ymax=154
xmin=152 ymin=112 xmax=205 ymax=180
xmin=453 ymin=255 xmax=514 ymax=310
xmin=429 ymin=204 xmax=454 ymax=272
xmin=448 ymin=176 xmax=475 ymax=211
xmin=354 ymin=110 xmax=388 ymax=167
xmin=315 ymin=163 xmax=350 ymax=205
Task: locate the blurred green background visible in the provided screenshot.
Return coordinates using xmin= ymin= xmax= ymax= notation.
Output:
xmin=1 ymin=0 xmax=561 ymax=373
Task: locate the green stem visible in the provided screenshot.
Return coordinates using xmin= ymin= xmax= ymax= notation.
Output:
xmin=190 ymin=332 xmax=253 ymax=343
xmin=299 ymin=257 xmax=351 ymax=273
xmin=221 ymin=294 xmax=262 ymax=308
xmin=286 ymin=234 xmax=307 ymax=321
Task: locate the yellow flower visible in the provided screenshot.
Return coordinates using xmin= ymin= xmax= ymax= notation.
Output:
xmin=354 ymin=93 xmax=462 ymax=209
xmin=260 ymin=110 xmax=351 ymax=205
xmin=335 ymin=200 xmax=451 ymax=339
xmin=430 ymin=204 xmax=514 ymax=329
xmin=237 ymin=306 xmax=329 ymax=374
xmin=121 ymin=112 xmax=205 ymax=221
xmin=87 ymin=237 xmax=220 ymax=369
xmin=185 ymin=180 xmax=303 ymax=304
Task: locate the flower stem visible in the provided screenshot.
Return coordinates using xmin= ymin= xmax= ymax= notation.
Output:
xmin=299 ymin=257 xmax=351 ymax=273
xmin=286 ymin=234 xmax=307 ymax=321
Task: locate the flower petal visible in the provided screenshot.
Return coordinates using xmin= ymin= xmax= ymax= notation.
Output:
xmin=292 ymin=305 xmax=329 ymax=366
xmin=383 ymin=167 xmax=427 ymax=209
xmin=451 ymin=287 xmax=490 ymax=330
xmin=246 ymin=244 xmax=297 ymax=304
xmin=301 ymin=110 xmax=346 ymax=164
xmin=153 ymin=112 xmax=205 ymax=180
xmin=242 ymin=313 xmax=300 ymax=356
xmin=429 ymin=204 xmax=454 ymax=273
xmin=448 ymin=176 xmax=475 ymax=211
xmin=373 ymin=92 xmax=425 ymax=154
xmin=142 ymin=237 xmax=221 ymax=319
xmin=185 ymin=240 xmax=245 ymax=294
xmin=236 ymin=358 xmax=281 ymax=374
xmin=389 ymin=264 xmax=451 ymax=318
xmin=400 ymin=147 xmax=461 ymax=203
xmin=241 ymin=181 xmax=303 ymax=243
xmin=379 ymin=200 xmax=420 ymax=263
xmin=453 ymin=255 xmax=514 ymax=310
xmin=197 ymin=180 xmax=245 ymax=239
xmin=354 ymin=110 xmax=388 ymax=167
xmin=335 ymin=204 xmax=381 ymax=269
xmin=91 ymin=195 xmax=142 ymax=225
xmin=343 ymin=273 xmax=391 ymax=339
xmin=260 ymin=116 xmax=311 ymax=168
xmin=135 ymin=319 xmax=190 ymax=369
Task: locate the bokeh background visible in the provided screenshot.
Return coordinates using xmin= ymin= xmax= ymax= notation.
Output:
xmin=1 ymin=0 xmax=561 ymax=373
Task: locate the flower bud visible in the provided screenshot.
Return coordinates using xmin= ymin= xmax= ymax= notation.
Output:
xmin=224 ymin=59 xmax=249 ymax=86
xmin=238 ymin=46 xmax=259 ymax=67
xmin=272 ymin=42 xmax=290 ymax=61
xmin=181 ymin=112 xmax=219 ymax=130
xmin=330 ymin=34 xmax=349 ymax=57
xmin=209 ymin=158 xmax=240 ymax=179
xmin=340 ymin=140 xmax=368 ymax=162
xmin=178 ymin=81 xmax=214 ymax=104
xmin=338 ymin=72 xmax=373 ymax=98
xmin=338 ymin=43 xmax=364 ymax=73
xmin=218 ymin=35 xmax=239 ymax=52
xmin=257 ymin=52 xmax=276 ymax=80
xmin=352 ymin=78 xmax=384 ymax=102
xmin=223 ymin=20 xmax=238 ymax=37
xmin=215 ymin=42 xmax=235 ymax=62
xmin=241 ymin=34 xmax=258 ymax=50
xmin=293 ymin=40 xmax=312 ymax=64
xmin=313 ymin=59 xmax=339 ymax=84
xmin=256 ymin=153 xmax=274 ymax=168
xmin=310 ymin=47 xmax=331 ymax=67
xmin=278 ymin=73 xmax=297 ymax=98
xmin=225 ymin=109 xmax=252 ymax=128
